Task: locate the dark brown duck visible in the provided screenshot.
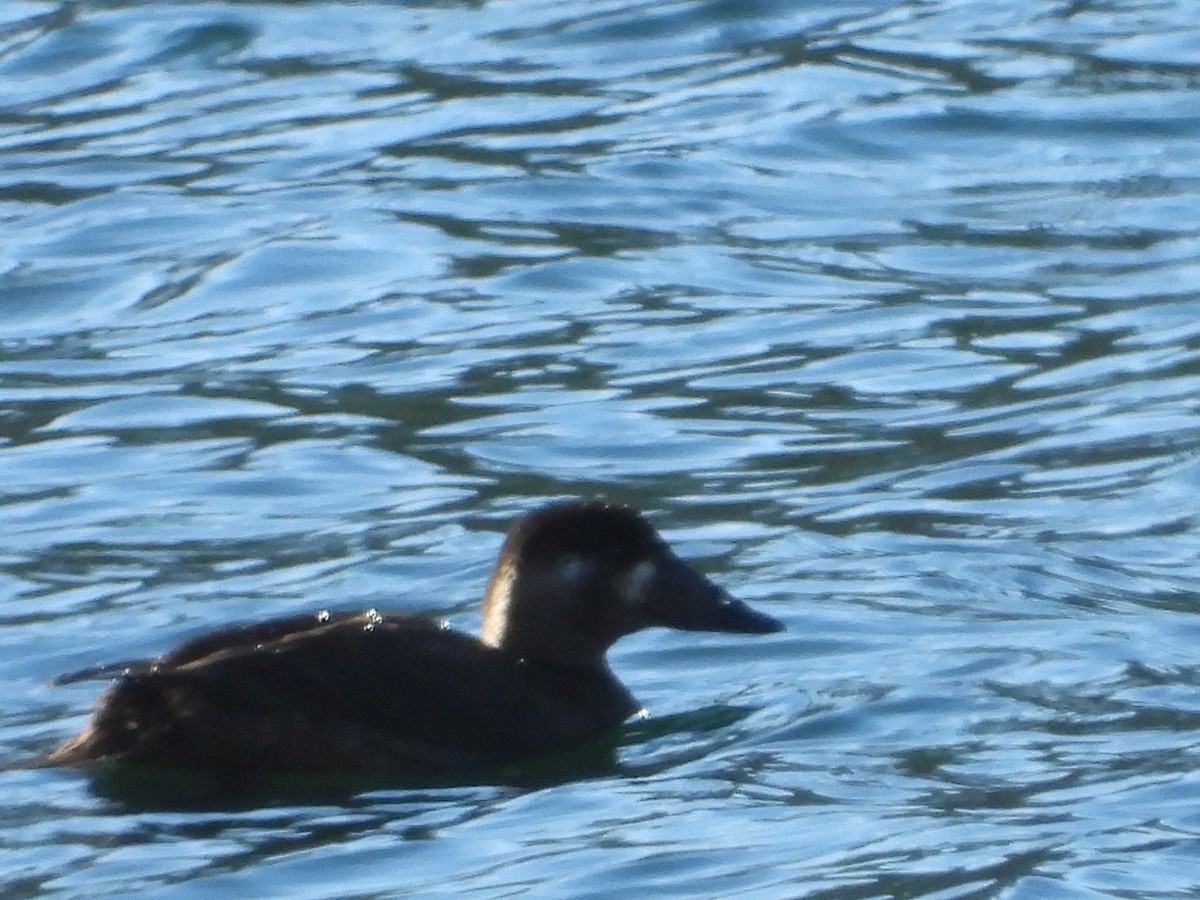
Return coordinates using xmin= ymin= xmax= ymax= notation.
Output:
xmin=46 ymin=500 xmax=783 ymax=774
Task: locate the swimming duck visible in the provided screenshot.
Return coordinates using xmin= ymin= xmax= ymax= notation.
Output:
xmin=46 ymin=500 xmax=783 ymax=775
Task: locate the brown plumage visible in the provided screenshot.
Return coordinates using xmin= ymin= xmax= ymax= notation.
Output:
xmin=44 ymin=500 xmax=783 ymax=775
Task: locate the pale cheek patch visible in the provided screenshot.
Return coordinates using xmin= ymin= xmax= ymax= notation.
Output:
xmin=620 ymin=560 xmax=657 ymax=607
xmin=557 ymin=555 xmax=588 ymax=584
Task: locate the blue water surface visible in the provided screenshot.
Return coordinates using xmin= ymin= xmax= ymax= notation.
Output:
xmin=3 ymin=0 xmax=1200 ymax=897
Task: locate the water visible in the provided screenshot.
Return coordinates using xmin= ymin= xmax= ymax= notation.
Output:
xmin=3 ymin=0 xmax=1200 ymax=896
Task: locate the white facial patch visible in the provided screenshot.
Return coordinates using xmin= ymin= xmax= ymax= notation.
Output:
xmin=557 ymin=555 xmax=590 ymax=584
xmin=619 ymin=559 xmax=657 ymax=607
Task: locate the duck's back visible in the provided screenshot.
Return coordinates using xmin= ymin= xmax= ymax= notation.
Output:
xmin=49 ymin=611 xmax=637 ymax=774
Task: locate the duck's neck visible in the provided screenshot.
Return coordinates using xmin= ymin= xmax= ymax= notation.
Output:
xmin=480 ymin=565 xmax=617 ymax=669
xmin=480 ymin=556 xmax=516 ymax=651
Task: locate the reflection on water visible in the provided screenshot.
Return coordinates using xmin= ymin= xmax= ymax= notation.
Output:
xmin=3 ymin=0 xmax=1200 ymax=897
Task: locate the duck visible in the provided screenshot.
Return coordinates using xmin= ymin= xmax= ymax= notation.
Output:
xmin=45 ymin=500 xmax=783 ymax=775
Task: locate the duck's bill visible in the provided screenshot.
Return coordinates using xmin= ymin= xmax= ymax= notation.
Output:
xmin=643 ymin=553 xmax=784 ymax=635
xmin=679 ymin=590 xmax=785 ymax=634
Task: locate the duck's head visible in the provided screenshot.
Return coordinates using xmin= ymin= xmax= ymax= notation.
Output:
xmin=481 ymin=500 xmax=783 ymax=667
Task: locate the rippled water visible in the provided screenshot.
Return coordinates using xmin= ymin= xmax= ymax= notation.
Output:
xmin=3 ymin=0 xmax=1200 ymax=896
